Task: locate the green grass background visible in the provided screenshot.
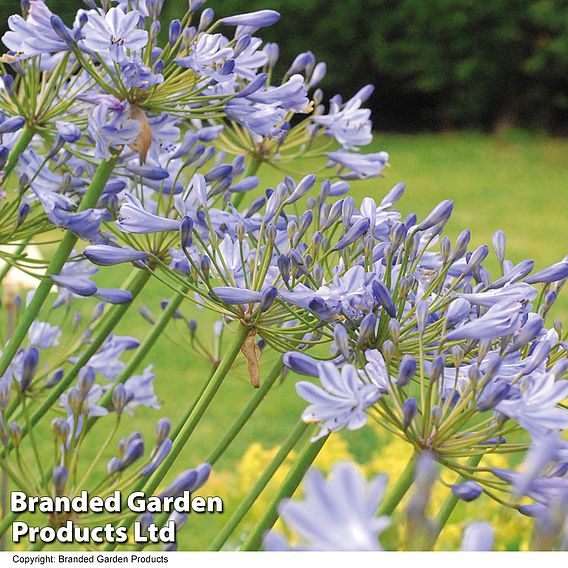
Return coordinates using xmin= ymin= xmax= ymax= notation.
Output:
xmin=7 ymin=131 xmax=568 ymax=550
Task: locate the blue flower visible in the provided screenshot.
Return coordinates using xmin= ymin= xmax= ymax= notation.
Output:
xmin=313 ymin=87 xmax=373 ymax=149
xmin=28 ymin=322 xmax=61 ymax=349
xmin=327 ymin=150 xmax=389 ymax=180
xmin=116 ymin=197 xmax=180 ymax=234
xmin=445 ymin=299 xmax=525 ymax=341
xmin=496 ymin=372 xmax=568 ymax=437
xmin=82 ymin=7 xmax=148 ymax=63
xmin=264 ymin=462 xmax=389 ymax=551
xmin=83 ymin=244 xmax=148 ymax=266
xmin=460 ymin=522 xmax=494 ymax=551
xmin=296 ymin=362 xmax=382 ymax=440
xmin=2 ymin=1 xmax=74 ymax=58
xmin=121 ymin=365 xmax=160 ymax=414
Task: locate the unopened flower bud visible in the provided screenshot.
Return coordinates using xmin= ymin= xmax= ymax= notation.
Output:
xmin=357 ymin=313 xmax=376 ymax=347
xmin=156 ymin=418 xmax=171 ymax=445
xmin=403 ymin=398 xmax=417 ymax=429
xmin=429 ymin=355 xmax=444 ymax=382
xmin=200 ymin=255 xmax=211 ymax=278
xmin=20 ymin=347 xmax=39 ymax=392
xmin=492 ymin=230 xmax=506 ymax=261
xmin=53 ymin=466 xmax=68 ymax=496
xmin=398 ymin=355 xmax=417 ymax=387
xmin=236 ymin=221 xmax=246 ymax=242
xmin=389 ymin=319 xmax=400 ymax=343
xmin=452 ymin=481 xmax=483 ymax=502
xmin=260 ymin=286 xmax=278 ymax=312
xmin=9 ymin=422 xmax=21 ymax=445
xmin=180 ymin=215 xmax=193 ymax=248
xmin=112 ymin=384 xmax=128 ymax=415
xmin=382 ymin=339 xmax=395 ymax=364
xmin=52 ymin=418 xmax=70 ymax=443
xmin=77 ymin=367 xmax=95 ymax=399
xmin=334 ymin=324 xmax=350 ymax=361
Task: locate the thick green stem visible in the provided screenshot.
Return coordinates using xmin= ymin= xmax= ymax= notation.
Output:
xmin=0 ymin=158 xmax=117 ymax=379
xmin=1 ymin=126 xmax=35 ymax=184
xmin=378 ymin=452 xmax=417 ymax=516
xmin=209 ymin=420 xmax=308 ymax=551
xmin=240 ymin=431 xmax=329 ymax=551
xmin=231 ymin=158 xmax=262 ymax=209
xmin=433 ymin=453 xmax=484 ymax=542
xmin=206 ymin=359 xmax=283 ymax=466
xmin=104 ymin=322 xmax=250 ymax=551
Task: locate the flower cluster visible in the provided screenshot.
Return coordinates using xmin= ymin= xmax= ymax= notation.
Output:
xmin=0 ymin=0 xmax=565 ymax=553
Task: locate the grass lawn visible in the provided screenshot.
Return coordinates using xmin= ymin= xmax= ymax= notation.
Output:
xmin=5 ymin=131 xmax=568 ymax=550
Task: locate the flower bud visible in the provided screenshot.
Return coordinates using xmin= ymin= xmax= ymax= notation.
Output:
xmin=52 ymin=418 xmax=70 ymax=443
xmin=53 ymin=466 xmax=68 ymax=496
xmin=440 ymin=236 xmax=451 ymax=262
xmin=20 ymin=347 xmax=39 ymax=392
xmin=429 ymin=355 xmax=444 ymax=382
xmin=9 ymin=422 xmax=21 ymax=445
xmin=260 ymin=286 xmax=278 ymax=312
xmin=265 ymin=223 xmax=277 ymax=246
xmin=450 ymin=229 xmax=470 ymax=262
xmin=492 ymin=230 xmax=506 ymax=261
xmin=357 ymin=313 xmax=376 ymax=347
xmin=341 ymin=196 xmax=354 ymax=227
xmin=402 ymin=398 xmax=417 ymax=429
xmin=416 ymin=200 xmax=453 ymax=231
xmin=180 ymin=215 xmax=193 ymax=248
xmin=372 ymin=280 xmax=396 ymax=318
xmin=77 ymin=367 xmax=95 ymax=399
xmin=236 ymin=221 xmax=246 ymax=242
xmin=389 ymin=319 xmax=400 ymax=343
xmin=397 ymin=355 xmax=417 ymax=387
xmin=452 ymin=481 xmax=483 ymax=502
xmin=156 ymin=418 xmax=171 ymax=445
xmin=112 ymin=384 xmax=128 ymax=416
xmin=416 ymin=300 xmax=429 ymax=333
xmin=334 ymin=324 xmax=350 ymax=361
xmin=382 ymin=339 xmax=395 ymax=364
xmin=169 ymin=19 xmax=182 ymax=46
xmin=431 ymin=405 xmax=442 ymax=427
xmin=200 ymin=255 xmax=211 ymax=278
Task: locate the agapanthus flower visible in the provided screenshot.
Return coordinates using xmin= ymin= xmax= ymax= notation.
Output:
xmin=264 ymin=461 xmax=389 ymax=551
xmin=82 ymin=7 xmax=148 ymax=63
xmin=327 ymin=150 xmax=389 ymax=180
xmin=296 ymin=362 xmax=382 ymax=440
xmin=496 ymin=372 xmax=568 ymax=437
xmin=313 ymin=87 xmax=374 ymax=149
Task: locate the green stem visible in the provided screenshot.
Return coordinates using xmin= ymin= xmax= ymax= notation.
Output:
xmin=104 ymin=322 xmax=250 ymax=551
xmin=206 ymin=359 xmax=283 ymax=466
xmin=231 ymin=158 xmax=262 ymax=209
xmin=87 ymin=289 xmax=186 ymax=431
xmin=433 ymin=453 xmax=484 ymax=543
xmin=0 ymin=158 xmax=117 ymax=379
xmin=1 ymin=125 xmax=35 ymax=184
xmin=209 ymin=420 xmax=308 ymax=551
xmin=2 ymin=268 xmax=150 ymax=454
xmin=240 ymin=431 xmax=329 ymax=551
xmin=378 ymin=452 xmax=417 ymax=516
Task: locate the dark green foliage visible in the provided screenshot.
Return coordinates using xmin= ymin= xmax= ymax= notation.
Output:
xmin=1 ymin=0 xmax=568 ymax=132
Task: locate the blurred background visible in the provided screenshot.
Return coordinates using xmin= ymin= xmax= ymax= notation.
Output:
xmin=3 ymin=0 xmax=568 ymax=133
xmin=0 ymin=1 xmax=566 ymax=550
